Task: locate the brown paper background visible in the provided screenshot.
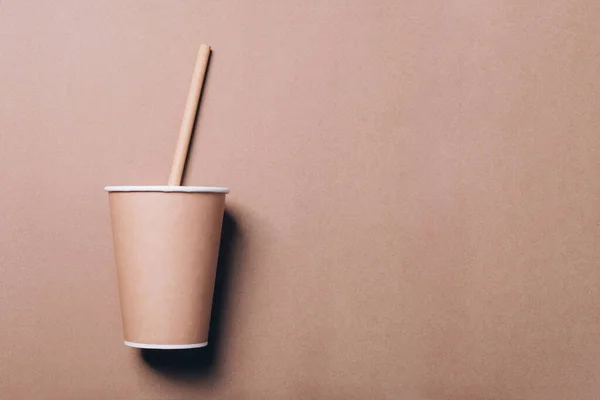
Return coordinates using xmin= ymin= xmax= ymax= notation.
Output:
xmin=2 ymin=1 xmax=600 ymax=399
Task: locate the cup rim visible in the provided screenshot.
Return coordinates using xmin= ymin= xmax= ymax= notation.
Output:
xmin=104 ymin=185 xmax=229 ymax=193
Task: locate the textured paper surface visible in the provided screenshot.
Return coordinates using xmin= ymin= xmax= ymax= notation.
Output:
xmin=109 ymin=192 xmax=225 ymax=345
xmin=2 ymin=0 xmax=600 ymax=399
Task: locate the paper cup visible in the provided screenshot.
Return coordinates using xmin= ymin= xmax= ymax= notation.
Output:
xmin=105 ymin=185 xmax=228 ymax=349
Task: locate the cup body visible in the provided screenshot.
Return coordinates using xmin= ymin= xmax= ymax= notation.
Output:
xmin=105 ymin=186 xmax=228 ymax=349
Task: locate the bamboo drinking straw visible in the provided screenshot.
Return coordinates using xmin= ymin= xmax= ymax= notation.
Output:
xmin=168 ymin=44 xmax=212 ymax=186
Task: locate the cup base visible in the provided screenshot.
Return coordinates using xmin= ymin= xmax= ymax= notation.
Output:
xmin=124 ymin=341 xmax=208 ymax=350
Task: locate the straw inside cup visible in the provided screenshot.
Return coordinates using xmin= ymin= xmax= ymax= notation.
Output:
xmin=105 ymin=45 xmax=227 ymax=193
xmin=167 ymin=44 xmax=212 ymax=186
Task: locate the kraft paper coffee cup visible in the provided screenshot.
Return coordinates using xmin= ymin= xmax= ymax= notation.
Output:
xmin=104 ymin=185 xmax=228 ymax=350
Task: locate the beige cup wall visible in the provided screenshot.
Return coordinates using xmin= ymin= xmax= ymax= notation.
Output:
xmin=108 ymin=191 xmax=226 ymax=347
